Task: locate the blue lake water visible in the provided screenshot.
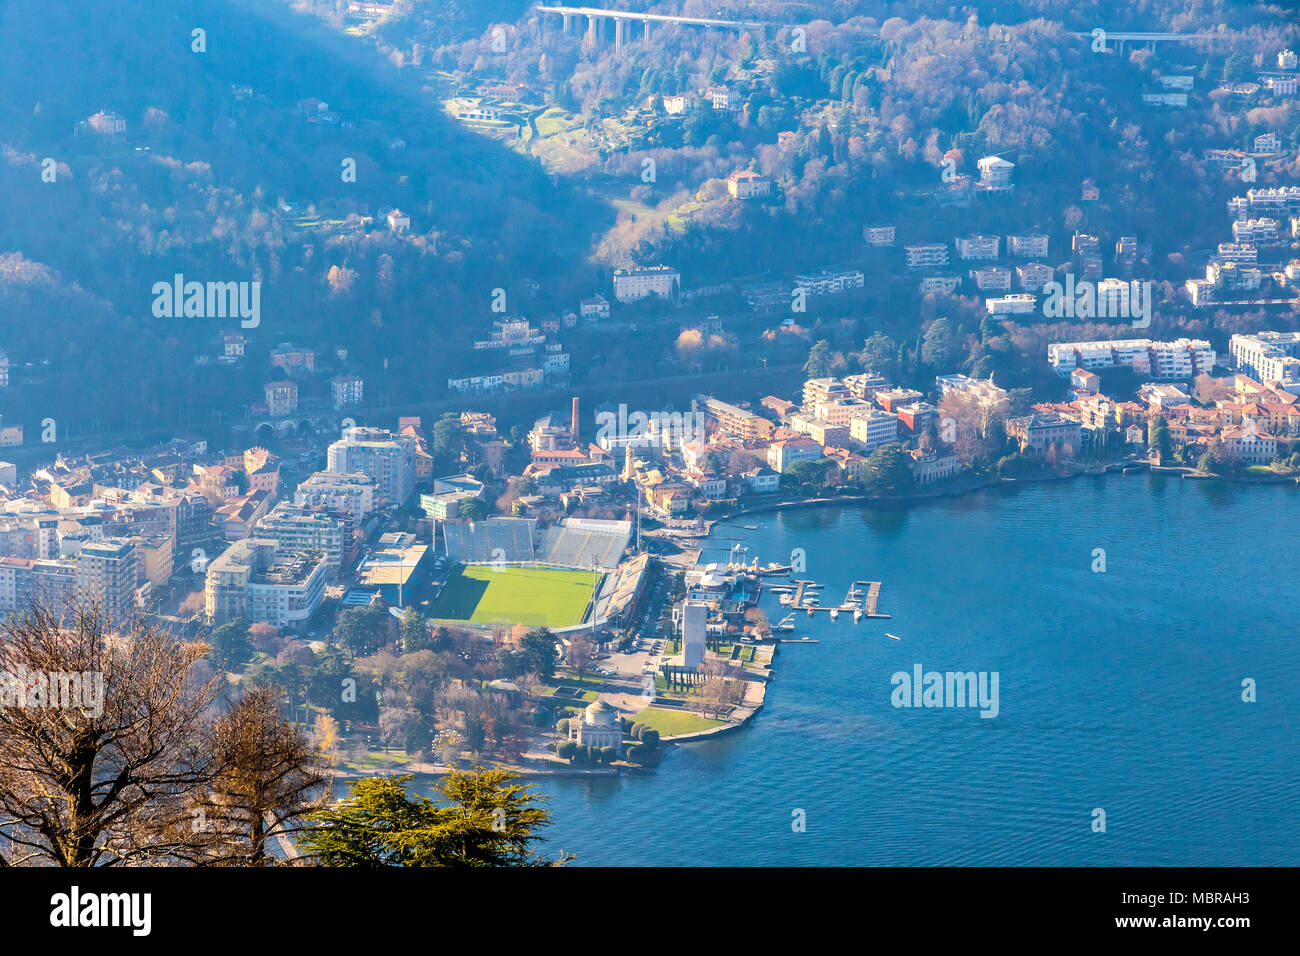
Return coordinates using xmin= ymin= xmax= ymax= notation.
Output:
xmin=533 ymin=475 xmax=1300 ymax=866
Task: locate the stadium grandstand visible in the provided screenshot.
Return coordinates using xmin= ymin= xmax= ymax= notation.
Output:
xmin=440 ymin=516 xmax=631 ymax=572
xmin=538 ymin=518 xmax=632 ymax=571
xmin=442 ymin=517 xmax=537 ymax=564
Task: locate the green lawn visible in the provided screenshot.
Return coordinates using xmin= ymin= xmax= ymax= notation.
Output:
xmin=432 ymin=564 xmax=596 ymax=628
xmin=633 ymin=707 xmax=726 ymax=737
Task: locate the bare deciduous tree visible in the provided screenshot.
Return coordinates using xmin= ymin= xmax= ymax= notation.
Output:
xmin=0 ymin=603 xmax=220 ymax=866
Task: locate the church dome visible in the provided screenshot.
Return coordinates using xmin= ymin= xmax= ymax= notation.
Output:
xmin=584 ymin=699 xmax=618 ymax=726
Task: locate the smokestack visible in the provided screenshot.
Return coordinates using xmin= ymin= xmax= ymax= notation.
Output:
xmin=571 ymin=397 xmax=580 ymax=445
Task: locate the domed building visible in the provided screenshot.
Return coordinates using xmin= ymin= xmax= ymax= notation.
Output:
xmin=569 ymin=699 xmax=622 ymax=751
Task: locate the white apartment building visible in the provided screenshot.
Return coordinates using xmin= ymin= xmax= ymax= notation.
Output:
xmin=1047 ymin=338 xmax=1216 ymax=378
xmin=793 ymin=270 xmax=865 ymax=296
xmin=326 ymin=426 xmax=415 ymax=506
xmin=849 ymin=410 xmax=899 ymax=452
xmin=1216 ymin=242 xmax=1258 ymax=264
xmin=969 ymin=267 xmax=1012 ymax=292
xmin=1232 ymin=218 xmax=1279 ymax=243
xmin=1229 ymin=331 xmax=1300 ymax=386
xmin=919 ymin=275 xmax=961 ymax=295
xmin=205 ymin=538 xmax=327 ymax=630
xmin=905 ymin=243 xmax=950 ymax=269
xmin=955 ymin=234 xmax=1000 ymax=260
xmin=1006 ymin=234 xmax=1049 ymax=258
xmin=1016 ymin=263 xmax=1056 ymax=291
xmin=863 ymin=224 xmax=896 ymax=246
xmin=802 ymin=377 xmax=851 ymax=412
xmin=256 ymin=503 xmax=347 ymax=579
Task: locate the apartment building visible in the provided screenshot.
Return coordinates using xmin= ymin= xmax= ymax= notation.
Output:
xmin=74 ymin=537 xmax=137 ymax=621
xmin=875 ymin=388 xmax=924 ymax=413
xmin=919 ymin=275 xmax=961 ymax=295
xmin=205 ymin=537 xmax=327 ymax=630
xmin=766 ymin=437 xmax=822 ymax=473
xmin=264 ymin=381 xmax=298 ymax=417
xmin=793 ymin=270 xmax=865 ymax=296
xmin=694 ymin=396 xmax=773 ymax=443
xmin=1232 ymin=218 xmax=1279 ymax=243
xmin=256 ymin=502 xmax=347 ymax=579
xmin=849 ymin=410 xmax=899 ymax=452
xmin=295 ymin=471 xmax=377 ymax=520
xmin=1047 ymin=338 xmax=1216 ymax=378
xmin=842 ymin=375 xmax=891 ymax=401
xmin=1229 ymin=331 xmax=1300 ymax=387
xmin=330 ymin=374 xmax=364 ymax=409
xmin=863 ymin=224 xmax=896 ymax=246
xmin=977 ymin=155 xmax=1015 ymax=188
xmin=969 ymin=267 xmax=1012 ymax=292
xmin=326 ymin=426 xmax=416 ymax=506
xmin=955 ymin=234 xmax=1000 ymax=260
xmin=1006 ymin=234 xmax=1049 ymax=258
xmin=904 ymin=243 xmax=950 ymax=269
xmin=802 ymin=378 xmax=852 ymax=412
xmin=1016 ymin=263 xmax=1056 ymax=291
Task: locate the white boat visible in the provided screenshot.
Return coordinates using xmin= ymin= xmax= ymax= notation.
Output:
xmin=779 ymin=593 xmax=794 ymax=606
xmin=800 ymin=636 xmax=811 ymax=641
xmin=806 ymin=607 xmax=815 ymax=616
xmin=829 ymin=608 xmax=839 ymax=620
xmin=885 ymin=633 xmax=901 ymax=641
xmin=839 ymin=602 xmax=860 ymax=611
xmin=853 ymin=609 xmax=863 ymax=623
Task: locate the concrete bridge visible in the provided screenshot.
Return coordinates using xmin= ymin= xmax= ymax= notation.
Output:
xmin=1070 ymin=30 xmax=1233 ymax=53
xmin=535 ymin=4 xmax=773 ymax=48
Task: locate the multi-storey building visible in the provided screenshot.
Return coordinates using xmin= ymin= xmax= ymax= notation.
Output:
xmin=330 ymin=374 xmax=364 ymax=409
xmin=613 ymin=266 xmax=680 ymax=302
xmin=1046 ymin=338 xmax=1216 ymax=378
xmin=863 ymin=225 xmax=896 ymax=246
xmin=205 ymin=538 xmax=327 ymax=630
xmin=255 ymin=503 xmax=347 ymax=579
xmin=264 ymin=380 xmax=298 ymax=417
xmin=793 ymin=270 xmax=865 ymax=296
xmin=1006 ymin=413 xmax=1082 ymax=456
xmin=849 ymin=410 xmax=899 ymax=452
xmin=955 ymin=234 xmax=1000 ymax=260
xmin=75 ymin=537 xmax=136 ymax=620
xmin=1006 ymin=234 xmax=1049 ymax=258
xmin=1229 ymin=331 xmax=1300 ymax=387
xmin=1016 ymin=263 xmax=1056 ymax=291
xmin=326 ymin=426 xmax=415 ymax=506
xmin=801 ymin=378 xmax=851 ymax=412
xmin=904 ymin=243 xmax=949 ymax=269
xmin=294 ymin=471 xmax=378 ymax=521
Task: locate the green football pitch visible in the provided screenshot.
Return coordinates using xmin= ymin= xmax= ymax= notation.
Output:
xmin=432 ymin=564 xmax=597 ymax=628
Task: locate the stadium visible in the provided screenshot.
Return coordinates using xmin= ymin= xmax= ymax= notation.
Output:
xmin=431 ymin=517 xmax=640 ymax=631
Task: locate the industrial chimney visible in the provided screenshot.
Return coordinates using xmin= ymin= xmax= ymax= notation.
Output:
xmin=571 ymin=396 xmax=580 ymax=445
